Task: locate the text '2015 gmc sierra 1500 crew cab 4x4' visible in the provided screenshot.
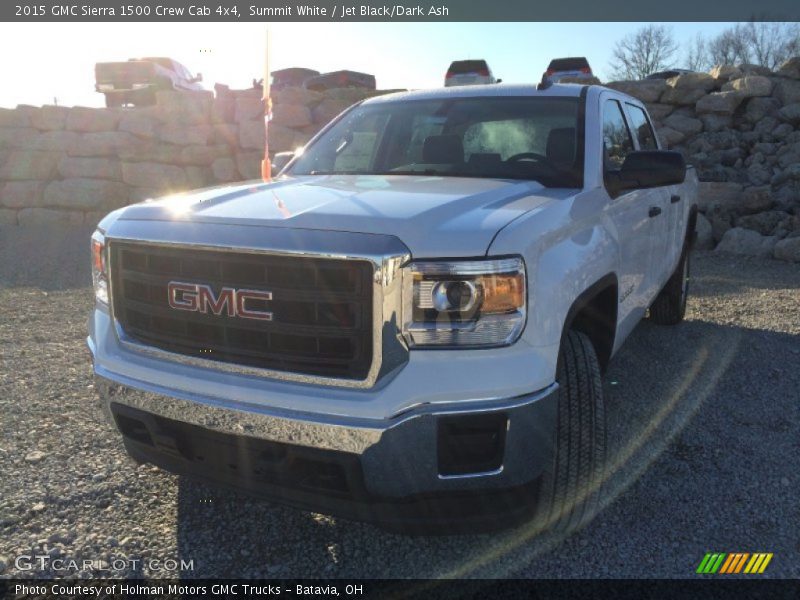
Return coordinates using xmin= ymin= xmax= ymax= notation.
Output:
xmin=87 ymin=83 xmax=698 ymax=534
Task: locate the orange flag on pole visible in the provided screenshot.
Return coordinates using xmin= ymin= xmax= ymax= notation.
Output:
xmin=261 ymin=28 xmax=272 ymax=182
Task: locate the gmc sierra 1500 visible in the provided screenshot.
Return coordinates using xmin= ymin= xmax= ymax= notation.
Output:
xmin=87 ymin=83 xmax=698 ymax=533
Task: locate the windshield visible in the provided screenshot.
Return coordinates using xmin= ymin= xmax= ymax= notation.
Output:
xmin=288 ymin=96 xmax=584 ymax=187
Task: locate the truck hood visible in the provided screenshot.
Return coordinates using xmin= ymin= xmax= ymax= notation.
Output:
xmin=117 ymin=175 xmax=572 ymax=257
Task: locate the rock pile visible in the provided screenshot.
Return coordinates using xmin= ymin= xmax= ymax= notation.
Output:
xmin=606 ymin=57 xmax=800 ymax=262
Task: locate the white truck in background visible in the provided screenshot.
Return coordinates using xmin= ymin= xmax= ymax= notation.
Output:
xmin=88 ymin=82 xmax=698 ymax=533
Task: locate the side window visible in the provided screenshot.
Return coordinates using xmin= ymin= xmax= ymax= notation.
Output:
xmin=602 ymin=99 xmax=634 ymax=170
xmin=626 ymin=104 xmax=658 ymax=150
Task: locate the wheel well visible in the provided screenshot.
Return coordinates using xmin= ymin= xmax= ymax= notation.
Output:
xmin=563 ymin=276 xmax=618 ymax=373
xmin=687 ymin=205 xmax=699 ymax=248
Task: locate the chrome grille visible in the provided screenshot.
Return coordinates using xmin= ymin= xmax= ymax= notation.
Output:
xmin=110 ymin=242 xmax=374 ymax=380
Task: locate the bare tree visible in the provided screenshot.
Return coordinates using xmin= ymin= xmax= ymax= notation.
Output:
xmin=609 ymin=25 xmax=679 ymax=80
xmin=684 ymin=33 xmax=710 ymax=71
xmin=743 ymin=22 xmax=800 ymax=69
xmin=706 ymin=22 xmax=800 ymax=69
xmin=708 ymin=25 xmax=750 ymax=66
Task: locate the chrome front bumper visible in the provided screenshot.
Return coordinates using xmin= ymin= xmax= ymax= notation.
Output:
xmin=92 ymin=367 xmax=558 ymax=500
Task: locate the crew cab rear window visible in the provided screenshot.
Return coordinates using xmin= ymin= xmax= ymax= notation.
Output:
xmin=602 ymin=99 xmax=634 ymax=169
xmin=626 ymin=104 xmax=658 ymax=151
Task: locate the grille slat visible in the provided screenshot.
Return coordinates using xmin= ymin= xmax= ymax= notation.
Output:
xmin=121 ymin=325 xmax=357 ymax=367
xmin=118 ymin=270 xmax=363 ymax=302
xmin=119 ymin=296 xmax=363 ymax=335
xmin=111 ymin=242 xmax=374 ymax=380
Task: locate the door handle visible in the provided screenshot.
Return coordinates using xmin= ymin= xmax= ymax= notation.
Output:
xmin=670 ymin=194 xmax=681 ymax=204
xmin=649 ymin=206 xmax=662 ymax=218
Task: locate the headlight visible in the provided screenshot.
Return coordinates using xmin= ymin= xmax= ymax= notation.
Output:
xmin=402 ymin=257 xmax=526 ymax=348
xmin=131 ymin=83 xmax=151 ymax=90
xmin=96 ymin=83 xmax=114 ymax=91
xmin=91 ymin=231 xmax=109 ymax=305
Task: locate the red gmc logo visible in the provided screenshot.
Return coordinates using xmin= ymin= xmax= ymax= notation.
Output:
xmin=167 ymin=281 xmax=273 ymax=321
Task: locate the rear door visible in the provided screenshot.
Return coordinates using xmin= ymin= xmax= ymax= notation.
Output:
xmin=624 ymin=102 xmax=678 ymax=286
xmin=600 ymin=96 xmax=667 ymax=335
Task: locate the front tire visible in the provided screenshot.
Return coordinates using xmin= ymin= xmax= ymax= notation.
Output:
xmin=650 ymin=244 xmax=690 ymax=325
xmin=536 ymin=330 xmax=606 ymax=533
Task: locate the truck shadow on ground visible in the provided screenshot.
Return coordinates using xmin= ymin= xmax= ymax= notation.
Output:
xmin=173 ymin=314 xmax=800 ymax=578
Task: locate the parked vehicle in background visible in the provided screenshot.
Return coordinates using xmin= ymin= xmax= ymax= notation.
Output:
xmin=271 ymin=67 xmax=320 ymax=90
xmin=304 ymin=70 xmax=376 ymax=91
xmin=95 ymin=57 xmax=203 ymax=107
xmin=444 ymin=59 xmax=498 ymax=86
xmin=542 ymin=57 xmax=593 ymax=84
xmin=645 ymin=69 xmax=695 ymax=80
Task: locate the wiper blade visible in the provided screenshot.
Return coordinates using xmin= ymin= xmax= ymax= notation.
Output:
xmin=378 ymin=169 xmax=442 ymax=176
xmin=309 ymin=169 xmax=446 ymax=177
xmin=380 ymin=170 xmax=551 ymax=185
xmin=307 ymin=170 xmax=371 ymax=175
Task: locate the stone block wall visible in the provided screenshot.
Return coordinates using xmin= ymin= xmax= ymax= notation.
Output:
xmin=0 ymin=86 xmax=383 ymax=227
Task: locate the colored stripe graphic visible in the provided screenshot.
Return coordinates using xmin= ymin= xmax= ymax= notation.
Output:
xmin=719 ymin=553 xmax=736 ymax=574
xmin=744 ymin=554 xmax=761 ymax=573
xmin=759 ymin=554 xmax=773 ymax=573
xmin=723 ymin=553 xmax=749 ymax=573
xmin=700 ymin=552 xmax=774 ymax=575
xmin=697 ymin=553 xmax=727 ymax=574
xmin=696 ymin=553 xmax=713 ymax=573
xmin=734 ymin=553 xmax=750 ymax=573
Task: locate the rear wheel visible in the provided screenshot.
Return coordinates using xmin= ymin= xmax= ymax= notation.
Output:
xmin=650 ymin=244 xmax=690 ymax=325
xmin=535 ymin=330 xmax=606 ymax=533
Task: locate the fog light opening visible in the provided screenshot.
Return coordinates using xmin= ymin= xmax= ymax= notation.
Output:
xmin=437 ymin=414 xmax=507 ymax=477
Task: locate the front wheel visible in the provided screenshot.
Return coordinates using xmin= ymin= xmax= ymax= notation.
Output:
xmin=535 ymin=330 xmax=606 ymax=533
xmin=650 ymin=245 xmax=690 ymax=325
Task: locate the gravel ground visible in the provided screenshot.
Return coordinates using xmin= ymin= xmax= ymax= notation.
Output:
xmin=0 ymin=225 xmax=798 ymax=579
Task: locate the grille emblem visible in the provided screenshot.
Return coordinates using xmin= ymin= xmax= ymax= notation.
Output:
xmin=167 ymin=281 xmax=273 ymax=321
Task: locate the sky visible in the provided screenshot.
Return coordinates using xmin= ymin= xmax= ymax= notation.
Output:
xmin=0 ymin=22 xmax=734 ymax=108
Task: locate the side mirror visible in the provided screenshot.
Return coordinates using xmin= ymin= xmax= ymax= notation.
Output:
xmin=615 ymin=150 xmax=686 ymax=192
xmin=193 ymin=73 xmax=203 ymax=83
xmin=496 ymin=78 xmax=503 ymax=83
xmin=272 ymin=151 xmax=295 ymax=173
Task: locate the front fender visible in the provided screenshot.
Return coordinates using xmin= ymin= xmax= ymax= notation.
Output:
xmin=488 ymin=190 xmax=619 ymax=378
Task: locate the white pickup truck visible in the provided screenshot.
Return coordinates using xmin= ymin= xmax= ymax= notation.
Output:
xmin=87 ymin=83 xmax=698 ymax=533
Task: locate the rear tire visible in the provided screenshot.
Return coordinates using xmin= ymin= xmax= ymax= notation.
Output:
xmin=650 ymin=244 xmax=690 ymax=325
xmin=536 ymin=330 xmax=606 ymax=533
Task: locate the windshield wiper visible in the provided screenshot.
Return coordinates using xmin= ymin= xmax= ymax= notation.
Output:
xmin=305 ymin=169 xmax=444 ymax=177
xmin=378 ymin=169 xmax=442 ymax=176
xmin=306 ymin=170 xmax=372 ymax=175
xmin=375 ymin=170 xmax=555 ymax=186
